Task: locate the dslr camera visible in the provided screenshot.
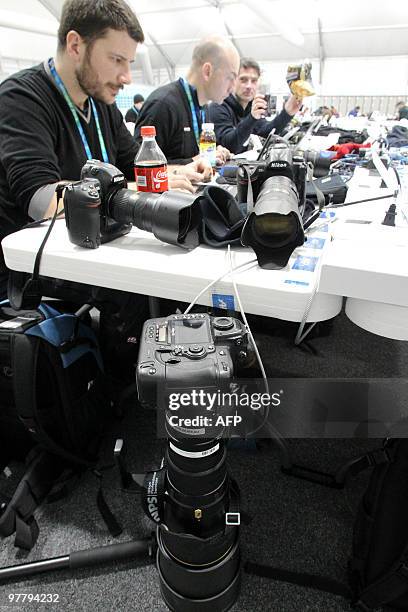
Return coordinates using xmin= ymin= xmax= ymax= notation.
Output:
xmin=237 ymin=143 xmax=308 ymax=269
xmin=137 ymin=313 xmax=248 ymax=408
xmin=64 ymin=159 xmax=201 ymax=250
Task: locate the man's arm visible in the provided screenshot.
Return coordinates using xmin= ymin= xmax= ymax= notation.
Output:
xmin=254 ymin=95 xmax=302 ymax=138
xmin=209 ymin=102 xmax=259 ymax=154
xmin=0 ymin=79 xmax=63 ymax=220
xmin=252 ymin=108 xmax=293 ymax=138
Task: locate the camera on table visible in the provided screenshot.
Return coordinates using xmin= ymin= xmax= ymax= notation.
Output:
xmin=64 ymin=159 xmax=201 ymax=250
xmin=237 ymin=143 xmax=308 ymax=269
xmin=137 ymin=313 xmax=248 ymax=409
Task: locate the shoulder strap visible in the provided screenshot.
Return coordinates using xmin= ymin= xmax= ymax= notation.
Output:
xmin=354 ymin=556 xmax=408 ymax=611
xmin=0 ymin=448 xmax=67 ymax=550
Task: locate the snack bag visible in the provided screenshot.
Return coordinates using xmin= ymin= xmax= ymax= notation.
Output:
xmin=286 ymin=62 xmax=315 ymax=99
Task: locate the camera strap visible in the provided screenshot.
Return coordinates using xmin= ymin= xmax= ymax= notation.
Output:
xmin=242 ymin=165 xmax=256 ymax=213
xmin=8 ymin=185 xmax=65 ymax=310
xmin=132 ymin=468 xmax=167 ymax=525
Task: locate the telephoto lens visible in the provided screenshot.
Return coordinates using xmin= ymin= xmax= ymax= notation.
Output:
xmin=109 ymin=188 xmax=201 ymax=250
xmin=157 ymin=430 xmax=241 ymax=612
xmin=239 ymin=144 xmax=307 ymax=269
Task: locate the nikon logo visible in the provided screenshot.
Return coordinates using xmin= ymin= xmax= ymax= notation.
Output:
xmin=113 ymin=176 xmax=124 ymax=182
xmin=270 ymin=162 xmax=288 ymax=168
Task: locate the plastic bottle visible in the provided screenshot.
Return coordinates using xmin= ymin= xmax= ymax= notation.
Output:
xmin=199 ymin=122 xmax=217 ymax=167
xmin=134 ymin=126 xmax=169 ymax=193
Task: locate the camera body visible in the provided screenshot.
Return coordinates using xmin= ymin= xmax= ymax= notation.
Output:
xmin=64 ymin=160 xmax=132 ymax=248
xmin=137 ymin=313 xmax=247 ymax=407
xmin=237 ymin=145 xmax=307 ymax=206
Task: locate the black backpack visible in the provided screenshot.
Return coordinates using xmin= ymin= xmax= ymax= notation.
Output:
xmin=349 ymin=438 xmax=408 ymax=611
xmin=245 ymin=438 xmax=408 ymax=611
xmin=0 ymin=301 xmax=112 ymax=549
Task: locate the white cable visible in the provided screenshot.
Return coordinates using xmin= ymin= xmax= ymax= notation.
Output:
xmin=227 ymin=246 xmax=290 ymax=450
xmin=294 ymin=215 xmax=337 ymax=345
xmin=226 ymin=245 xmax=268 ymax=387
xmin=183 ymin=257 xmax=257 ymax=315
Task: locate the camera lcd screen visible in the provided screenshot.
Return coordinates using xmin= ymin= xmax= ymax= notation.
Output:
xmin=173 ymin=319 xmax=211 ymax=345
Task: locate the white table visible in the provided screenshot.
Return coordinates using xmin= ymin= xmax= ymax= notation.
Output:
xmin=2 ymin=166 xmax=408 ymax=339
xmin=319 ymin=166 xmax=408 ymax=340
xmin=2 ymin=217 xmax=341 ymax=324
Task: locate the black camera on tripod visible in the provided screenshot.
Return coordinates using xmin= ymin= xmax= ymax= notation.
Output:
xmin=237 ymin=143 xmax=308 ymax=269
xmin=64 ymin=159 xmax=201 ymax=250
xmin=137 ymin=313 xmax=247 ymax=410
xmin=135 ymin=313 xmax=248 ymax=611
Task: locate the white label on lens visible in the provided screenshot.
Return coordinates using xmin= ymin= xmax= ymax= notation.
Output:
xmin=169 ymin=442 xmax=220 ymax=459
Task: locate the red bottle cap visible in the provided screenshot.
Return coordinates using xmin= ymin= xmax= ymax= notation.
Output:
xmin=141 ymin=126 xmax=156 ymax=137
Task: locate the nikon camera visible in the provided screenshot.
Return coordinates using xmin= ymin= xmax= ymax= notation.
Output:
xmin=136 ymin=313 xmax=248 ymax=408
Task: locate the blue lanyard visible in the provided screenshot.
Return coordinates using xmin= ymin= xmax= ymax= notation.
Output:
xmin=180 ymin=78 xmax=205 ymax=147
xmin=48 ymin=58 xmax=109 ymax=164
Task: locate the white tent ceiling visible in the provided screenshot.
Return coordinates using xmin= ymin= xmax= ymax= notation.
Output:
xmin=0 ymin=0 xmax=407 ymax=85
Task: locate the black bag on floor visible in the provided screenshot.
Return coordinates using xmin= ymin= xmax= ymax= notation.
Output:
xmin=245 ymin=438 xmax=408 ymax=611
xmin=349 ymin=438 xmax=408 ymax=611
xmin=0 ymin=301 xmax=111 ymax=549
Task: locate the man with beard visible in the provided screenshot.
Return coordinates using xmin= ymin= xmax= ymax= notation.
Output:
xmin=0 ymin=0 xmax=207 ymax=299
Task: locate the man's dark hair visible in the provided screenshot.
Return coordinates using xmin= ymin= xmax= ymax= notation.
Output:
xmin=133 ymin=94 xmax=144 ymax=104
xmin=239 ymin=58 xmax=261 ymax=77
xmin=57 ymin=0 xmax=144 ymax=51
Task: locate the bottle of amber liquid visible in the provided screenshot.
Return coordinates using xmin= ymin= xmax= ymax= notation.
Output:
xmin=199 ymin=122 xmax=217 ymax=167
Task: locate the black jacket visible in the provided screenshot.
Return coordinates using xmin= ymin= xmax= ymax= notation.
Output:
xmin=0 ymin=62 xmax=138 ymax=295
xmin=134 ymin=80 xmax=203 ymax=165
xmin=208 ymin=94 xmax=292 ymax=154
xmin=125 ymin=106 xmax=139 ymax=123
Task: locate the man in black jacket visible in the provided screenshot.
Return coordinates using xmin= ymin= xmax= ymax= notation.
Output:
xmin=125 ymin=93 xmax=144 ymax=122
xmin=134 ymin=36 xmax=239 ymax=165
xmin=209 ymin=58 xmax=302 ymax=154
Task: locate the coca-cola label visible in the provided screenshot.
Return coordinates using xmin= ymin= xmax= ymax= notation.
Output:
xmin=134 ymin=163 xmax=169 ymax=193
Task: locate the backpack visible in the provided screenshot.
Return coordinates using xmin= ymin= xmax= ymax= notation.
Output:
xmin=0 ymin=301 xmax=112 ymax=549
xmin=245 ymin=438 xmax=408 ymax=611
xmin=349 ymin=438 xmax=408 ymax=611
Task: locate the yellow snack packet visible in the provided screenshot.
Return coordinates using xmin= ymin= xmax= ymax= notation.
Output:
xmin=286 ymin=63 xmax=315 ymax=100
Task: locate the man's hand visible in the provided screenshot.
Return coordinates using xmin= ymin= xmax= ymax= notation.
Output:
xmin=215 ymin=145 xmax=231 ymax=166
xmin=188 ymin=157 xmax=213 ymax=182
xmin=168 ymin=170 xmax=196 ymax=193
xmin=251 ymin=93 xmax=268 ymax=120
xmin=284 ymin=94 xmax=303 ymax=117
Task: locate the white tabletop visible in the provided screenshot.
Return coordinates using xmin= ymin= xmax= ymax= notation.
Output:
xmin=319 ymin=166 xmax=408 ymax=339
xmin=3 ymin=166 xmax=408 ymax=337
xmin=2 ymin=216 xmax=341 ymax=324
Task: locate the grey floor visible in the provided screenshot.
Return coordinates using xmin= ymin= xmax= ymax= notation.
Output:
xmin=1 ymin=306 xmax=407 ymax=612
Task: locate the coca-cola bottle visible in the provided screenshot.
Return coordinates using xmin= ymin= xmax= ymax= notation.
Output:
xmin=134 ymin=125 xmax=169 ymax=193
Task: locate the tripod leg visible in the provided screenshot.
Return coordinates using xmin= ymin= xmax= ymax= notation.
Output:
xmin=0 ymin=536 xmax=156 ymax=582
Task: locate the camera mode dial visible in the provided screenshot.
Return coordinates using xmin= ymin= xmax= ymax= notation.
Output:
xmin=213 ymin=317 xmax=234 ymax=331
